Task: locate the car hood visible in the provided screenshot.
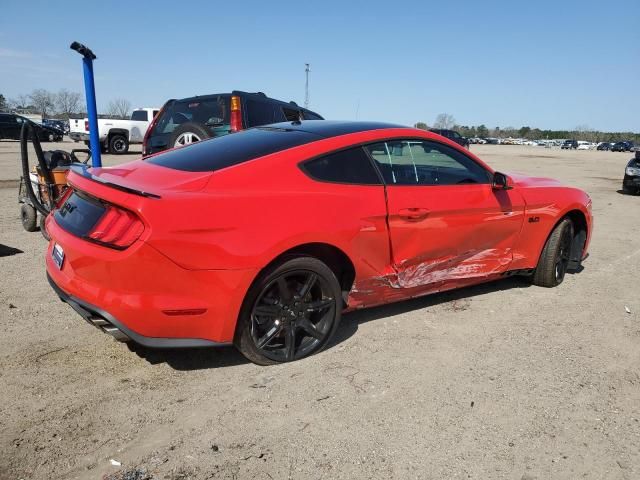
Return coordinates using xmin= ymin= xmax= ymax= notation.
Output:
xmin=507 ymin=172 xmax=563 ymax=188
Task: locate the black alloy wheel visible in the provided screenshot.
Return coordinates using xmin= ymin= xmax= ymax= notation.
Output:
xmin=532 ymin=217 xmax=574 ymax=288
xmin=236 ymin=257 xmax=342 ymax=365
xmin=554 ymin=224 xmax=573 ymax=283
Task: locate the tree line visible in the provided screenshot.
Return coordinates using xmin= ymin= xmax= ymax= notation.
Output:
xmin=0 ymin=90 xmax=132 ymax=120
xmin=415 ymin=113 xmax=640 ymax=143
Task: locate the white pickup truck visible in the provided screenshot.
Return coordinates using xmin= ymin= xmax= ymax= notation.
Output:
xmin=69 ymin=107 xmax=159 ymax=154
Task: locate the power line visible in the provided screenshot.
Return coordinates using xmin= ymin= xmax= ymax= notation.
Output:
xmin=304 ymin=63 xmax=310 ymax=109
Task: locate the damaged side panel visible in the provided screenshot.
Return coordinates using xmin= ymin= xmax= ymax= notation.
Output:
xmin=347 ymin=184 xmax=527 ymax=309
xmin=348 ymin=248 xmax=512 ymax=309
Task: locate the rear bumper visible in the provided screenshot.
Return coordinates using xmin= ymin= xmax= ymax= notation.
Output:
xmin=45 ymin=215 xmax=258 ymax=346
xmin=48 ymin=273 xmax=227 ymax=348
xmin=69 ymin=132 xmax=88 ymax=142
xmin=623 ymin=175 xmax=640 ymax=190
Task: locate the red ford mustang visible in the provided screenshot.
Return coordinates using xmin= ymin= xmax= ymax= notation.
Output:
xmin=45 ymin=121 xmax=593 ymax=364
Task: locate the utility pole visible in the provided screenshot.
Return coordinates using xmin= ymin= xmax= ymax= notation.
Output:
xmin=304 ymin=63 xmax=310 ymax=109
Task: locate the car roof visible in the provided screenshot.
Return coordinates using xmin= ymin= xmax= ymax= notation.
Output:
xmin=168 ymin=91 xmax=322 ymax=115
xmin=260 ymin=120 xmax=406 ymax=138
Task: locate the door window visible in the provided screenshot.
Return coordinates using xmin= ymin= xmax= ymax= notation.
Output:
xmin=245 ymin=100 xmax=286 ymax=127
xmin=365 ymin=140 xmax=491 ymax=186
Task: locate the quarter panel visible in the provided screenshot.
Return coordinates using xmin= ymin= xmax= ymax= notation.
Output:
xmin=145 ymin=136 xmax=393 ymax=281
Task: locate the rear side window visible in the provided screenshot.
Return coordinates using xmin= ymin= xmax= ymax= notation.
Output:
xmin=131 ymin=110 xmax=148 ymax=121
xmin=153 ymin=96 xmax=229 ymax=135
xmin=302 ymin=147 xmax=381 ymax=185
xmin=147 ymin=127 xmax=321 ymax=172
xmin=282 ymin=107 xmax=302 ymax=122
xmin=302 ymin=111 xmax=323 ymax=120
xmin=245 ymin=100 xmax=286 ymax=127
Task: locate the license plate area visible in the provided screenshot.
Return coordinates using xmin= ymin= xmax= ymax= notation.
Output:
xmin=52 ymin=243 xmax=65 ymax=269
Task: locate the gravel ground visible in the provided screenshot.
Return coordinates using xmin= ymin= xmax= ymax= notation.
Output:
xmin=0 ymin=142 xmax=639 ymax=480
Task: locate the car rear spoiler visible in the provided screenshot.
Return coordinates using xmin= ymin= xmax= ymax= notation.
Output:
xmin=69 ymin=164 xmax=161 ymax=199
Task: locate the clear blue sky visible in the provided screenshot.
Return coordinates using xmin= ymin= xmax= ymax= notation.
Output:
xmin=1 ymin=0 xmax=638 ymax=131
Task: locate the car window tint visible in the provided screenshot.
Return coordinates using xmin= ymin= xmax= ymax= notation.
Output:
xmin=147 ymin=127 xmax=321 ymax=172
xmin=366 ymin=140 xmax=491 ymax=186
xmin=282 ymin=107 xmax=301 ymax=122
xmin=131 ymin=110 xmax=148 ymax=122
xmin=303 ymin=147 xmax=381 ymax=185
xmin=155 ymin=97 xmax=229 ymax=135
xmin=246 ymin=100 xmax=286 ymax=127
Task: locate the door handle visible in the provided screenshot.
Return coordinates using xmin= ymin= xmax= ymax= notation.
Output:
xmin=398 ymin=208 xmax=430 ymax=221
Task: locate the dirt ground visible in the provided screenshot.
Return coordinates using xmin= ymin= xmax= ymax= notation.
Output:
xmin=1 ymin=139 xmax=639 ymax=480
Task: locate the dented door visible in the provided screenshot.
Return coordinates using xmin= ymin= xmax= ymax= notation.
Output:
xmin=366 ymin=139 xmax=526 ymax=291
xmin=385 ymin=183 xmax=525 ymax=288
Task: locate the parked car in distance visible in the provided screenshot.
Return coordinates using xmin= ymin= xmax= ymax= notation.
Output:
xmin=561 ymin=140 xmax=578 ymax=149
xmin=577 ymin=141 xmax=596 ymax=150
xmin=69 ymin=107 xmax=159 ymax=154
xmin=0 ymin=113 xmax=63 ymax=142
xmin=143 ymin=91 xmax=324 ymax=156
xmin=611 ymin=141 xmax=634 ymax=152
xmin=622 ymin=151 xmax=640 ymax=194
xmin=597 ymin=142 xmax=613 ymax=151
xmin=46 ymin=121 xmax=593 ymax=365
xmin=429 ymin=128 xmax=469 ymax=148
xmin=42 ymin=119 xmax=68 ymax=135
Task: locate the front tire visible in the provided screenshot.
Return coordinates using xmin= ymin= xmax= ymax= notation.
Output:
xmin=109 ymin=134 xmax=129 ymax=154
xmin=532 ymin=218 xmax=574 ymax=288
xmin=235 ymin=257 xmax=342 ymax=365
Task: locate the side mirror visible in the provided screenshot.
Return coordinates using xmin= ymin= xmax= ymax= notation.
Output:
xmin=492 ymin=171 xmax=513 ymax=190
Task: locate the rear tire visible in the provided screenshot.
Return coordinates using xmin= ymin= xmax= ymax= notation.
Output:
xmin=109 ymin=134 xmax=129 ymax=154
xmin=532 ymin=218 xmax=574 ymax=288
xmin=20 ymin=204 xmax=38 ymax=232
xmin=235 ymin=256 xmax=342 ymax=365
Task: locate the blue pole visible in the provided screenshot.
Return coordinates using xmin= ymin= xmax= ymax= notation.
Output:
xmin=82 ymin=57 xmax=101 ymax=168
xmin=71 ymin=42 xmax=101 ymax=168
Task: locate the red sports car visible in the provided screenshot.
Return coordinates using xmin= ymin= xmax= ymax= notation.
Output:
xmin=45 ymin=121 xmax=593 ymax=364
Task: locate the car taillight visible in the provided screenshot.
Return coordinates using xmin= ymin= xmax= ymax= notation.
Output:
xmin=230 ymin=95 xmax=242 ymax=132
xmin=84 ymin=120 xmax=89 ymax=132
xmin=143 ymin=104 xmax=165 ymax=156
xmin=87 ymin=205 xmax=144 ymax=249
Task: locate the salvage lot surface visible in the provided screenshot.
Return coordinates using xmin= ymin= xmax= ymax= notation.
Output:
xmin=1 ymin=141 xmax=639 ymax=480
